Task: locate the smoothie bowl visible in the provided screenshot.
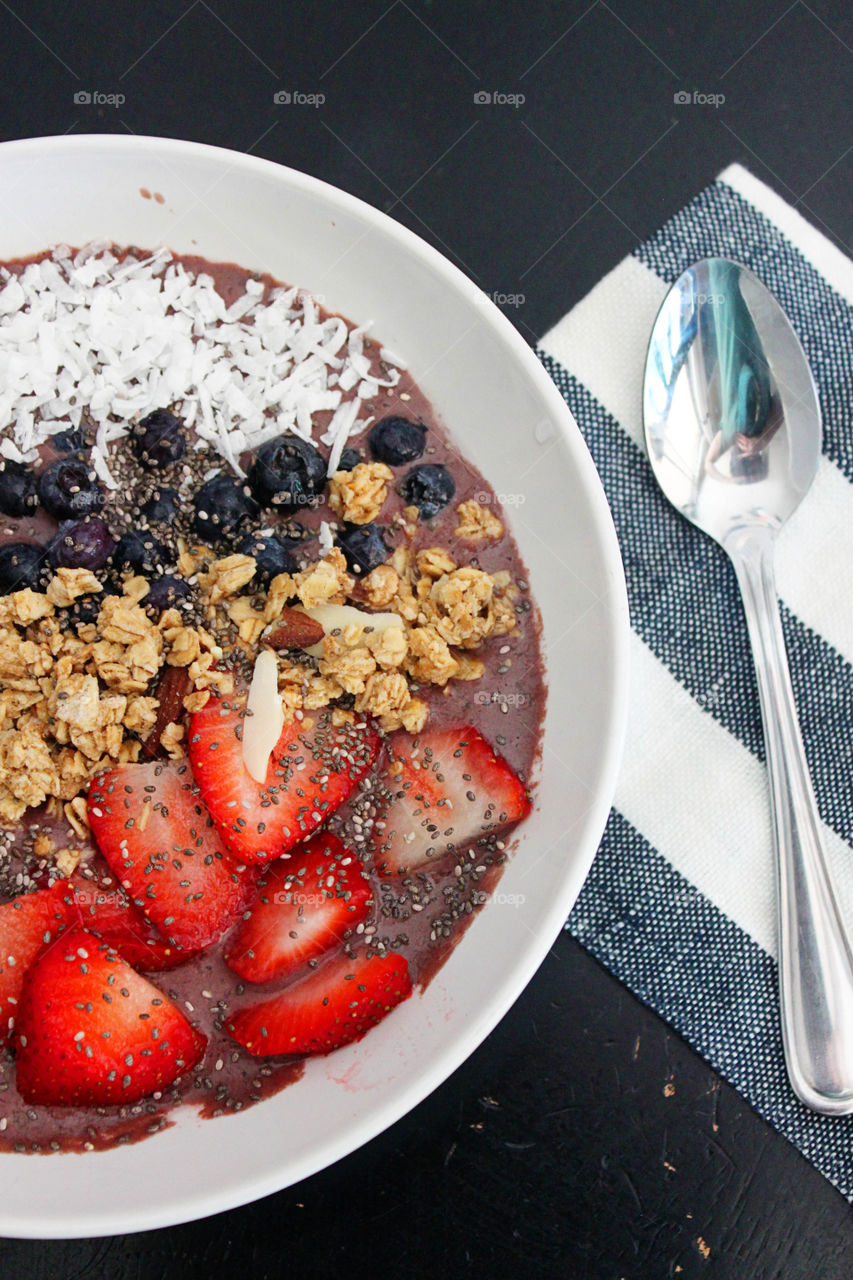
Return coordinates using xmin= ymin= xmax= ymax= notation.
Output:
xmin=0 ymin=135 xmax=627 ymax=1237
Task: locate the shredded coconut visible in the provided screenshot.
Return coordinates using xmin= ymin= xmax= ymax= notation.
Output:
xmin=0 ymin=244 xmax=401 ymax=483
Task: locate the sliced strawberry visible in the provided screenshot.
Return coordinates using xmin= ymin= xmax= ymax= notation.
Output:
xmin=87 ymin=759 xmax=257 ymax=954
xmin=224 ymin=832 xmax=372 ymax=984
xmin=226 ymin=949 xmax=412 ymax=1056
xmin=67 ymin=878 xmax=193 ymax=972
xmin=188 ymin=698 xmax=380 ymax=864
xmin=14 ymin=928 xmax=206 ymax=1106
xmin=0 ymin=884 xmax=72 ymax=1043
xmin=373 ymin=725 xmax=532 ymax=876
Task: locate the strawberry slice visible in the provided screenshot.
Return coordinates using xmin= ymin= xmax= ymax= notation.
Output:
xmin=14 ymin=928 xmax=206 ymax=1106
xmin=67 ymin=878 xmax=193 ymax=972
xmin=87 ymin=759 xmax=257 ymax=954
xmin=224 ymin=832 xmax=372 ymax=984
xmin=188 ymin=698 xmax=380 ymax=863
xmin=226 ymin=949 xmax=412 ymax=1056
xmin=373 ymin=726 xmax=532 ymax=876
xmin=0 ymin=884 xmax=72 ymax=1043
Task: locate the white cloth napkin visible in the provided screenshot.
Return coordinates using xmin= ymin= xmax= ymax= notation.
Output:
xmin=540 ymin=163 xmax=853 ymax=1199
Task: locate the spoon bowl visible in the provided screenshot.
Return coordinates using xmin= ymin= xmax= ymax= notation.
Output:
xmin=644 ymin=256 xmax=853 ymax=1115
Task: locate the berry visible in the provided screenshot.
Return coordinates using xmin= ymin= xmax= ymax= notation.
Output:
xmin=68 ymin=880 xmax=193 ymax=972
xmin=114 ymin=530 xmax=169 ymax=576
xmin=192 ymin=475 xmax=258 ymax=545
xmin=88 ymin=760 xmax=257 ymax=953
xmin=38 ymin=457 xmax=103 ymax=520
xmin=188 ymin=699 xmax=380 ymax=864
xmin=226 ymin=950 xmax=412 ymax=1057
xmin=335 ymin=522 xmax=389 ymax=575
xmin=368 ymin=416 xmax=427 ymax=466
xmin=0 ymin=542 xmax=46 ymax=592
xmin=48 ymin=517 xmax=115 ymax=572
xmin=373 ymin=726 xmax=531 ymax=875
xmin=14 ymin=928 xmax=207 ymax=1106
xmin=248 ymin=436 xmax=326 ymax=512
xmin=337 ymin=448 xmax=362 ymax=472
xmin=0 ymin=460 xmax=38 ymax=518
xmin=236 ymin=531 xmax=298 ymax=583
xmin=398 ymin=463 xmax=454 ymax=518
xmin=140 ymin=487 xmax=179 ymax=525
xmin=50 ymin=426 xmax=85 ymax=454
xmin=142 ymin=575 xmax=192 ymax=615
xmin=66 ymin=581 xmax=119 ymax=627
xmin=0 ymin=885 xmax=73 ymax=1044
xmin=224 ymin=833 xmax=372 ymax=983
xmin=132 ymin=408 xmax=186 ymax=466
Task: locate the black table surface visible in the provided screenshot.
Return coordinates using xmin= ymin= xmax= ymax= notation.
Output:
xmin=1 ymin=3 xmax=852 ymax=1276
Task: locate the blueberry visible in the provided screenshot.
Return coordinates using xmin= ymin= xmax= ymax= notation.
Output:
xmin=0 ymin=460 xmax=38 ymax=518
xmin=50 ymin=426 xmax=85 ymax=454
xmin=38 ymin=457 xmax=103 ymax=520
xmin=140 ymin=487 xmax=179 ymax=525
xmin=192 ymin=475 xmax=258 ymax=546
xmin=0 ymin=542 xmax=45 ymax=593
xmin=368 ymin=417 xmax=427 ymax=466
xmin=67 ymin=579 xmax=120 ymax=627
xmin=248 ymin=436 xmax=326 ymax=512
xmin=48 ymin=518 xmax=115 ymax=572
xmin=143 ymin=575 xmax=192 ymax=615
xmin=132 ymin=409 xmax=186 ymax=466
xmin=114 ymin=530 xmax=169 ymax=576
xmin=236 ymin=532 xmax=298 ymax=583
xmin=335 ymin=523 xmax=389 ymax=576
xmin=337 ymin=448 xmax=362 ymax=472
xmin=398 ymin=463 xmax=454 ymax=518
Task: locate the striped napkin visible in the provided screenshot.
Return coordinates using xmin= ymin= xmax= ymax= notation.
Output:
xmin=540 ymin=163 xmax=853 ymax=1199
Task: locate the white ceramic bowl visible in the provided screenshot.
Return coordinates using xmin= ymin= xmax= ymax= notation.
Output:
xmin=0 ymin=134 xmax=628 ymax=1238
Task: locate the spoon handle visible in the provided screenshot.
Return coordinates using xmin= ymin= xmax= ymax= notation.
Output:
xmin=729 ymin=525 xmax=853 ymax=1114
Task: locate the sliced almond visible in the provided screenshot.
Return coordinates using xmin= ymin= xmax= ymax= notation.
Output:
xmin=242 ymin=649 xmax=284 ymax=783
xmin=264 ymin=605 xmax=325 ymax=652
xmin=141 ymin=666 xmax=190 ymax=759
xmin=297 ymin=602 xmax=404 ymax=659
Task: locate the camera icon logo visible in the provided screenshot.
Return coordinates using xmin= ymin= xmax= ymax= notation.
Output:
xmin=74 ymin=90 xmax=92 ymax=105
xmin=673 ymin=90 xmax=691 ymax=105
xmin=273 ymin=89 xmax=291 ymax=104
xmin=473 ymin=90 xmax=491 ymax=105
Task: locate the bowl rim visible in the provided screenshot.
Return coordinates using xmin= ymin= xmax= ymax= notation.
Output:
xmin=0 ymin=132 xmax=630 ymax=1238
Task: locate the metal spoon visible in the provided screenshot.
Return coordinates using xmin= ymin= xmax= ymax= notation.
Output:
xmin=643 ymin=255 xmax=853 ymax=1115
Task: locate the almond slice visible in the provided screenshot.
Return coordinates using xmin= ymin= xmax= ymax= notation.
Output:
xmin=242 ymin=650 xmax=284 ymax=783
xmin=264 ymin=605 xmax=325 ymax=651
xmin=297 ymin=603 xmax=403 ymax=659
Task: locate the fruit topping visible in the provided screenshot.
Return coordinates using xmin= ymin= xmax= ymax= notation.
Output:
xmin=224 ymin=832 xmax=371 ymax=984
xmin=14 ymin=929 xmax=206 ymax=1106
xmin=37 ymin=456 xmax=103 ymax=520
xmin=337 ymin=448 xmax=362 ymax=472
xmin=87 ymin=760 xmax=256 ymax=952
xmin=188 ymin=698 xmax=380 ymax=863
xmin=368 ymin=416 xmax=427 ymax=466
xmin=50 ymin=425 xmax=85 ymax=454
xmin=48 ymin=517 xmax=115 ymax=571
xmin=248 ymin=436 xmax=326 ymax=512
xmin=114 ymin=530 xmax=170 ymax=576
xmin=0 ymin=460 xmax=38 ymax=517
xmin=335 ymin=522 xmax=389 ymax=575
xmin=132 ymin=408 xmax=186 ymax=466
xmin=236 ymin=531 xmax=298 ymax=582
xmin=372 ymin=725 xmax=531 ymax=875
xmin=0 ymin=542 xmax=46 ymax=592
xmin=398 ymin=463 xmax=455 ymax=518
xmin=225 ymin=949 xmax=411 ymax=1056
xmin=140 ymin=486 xmax=179 ymax=525
xmin=192 ymin=474 xmax=258 ymax=545
xmin=0 ymin=884 xmax=73 ymax=1043
xmin=142 ymin=575 xmax=192 ymax=616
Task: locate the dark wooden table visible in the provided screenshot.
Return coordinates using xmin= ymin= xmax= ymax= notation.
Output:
xmin=1 ymin=3 xmax=852 ymax=1276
